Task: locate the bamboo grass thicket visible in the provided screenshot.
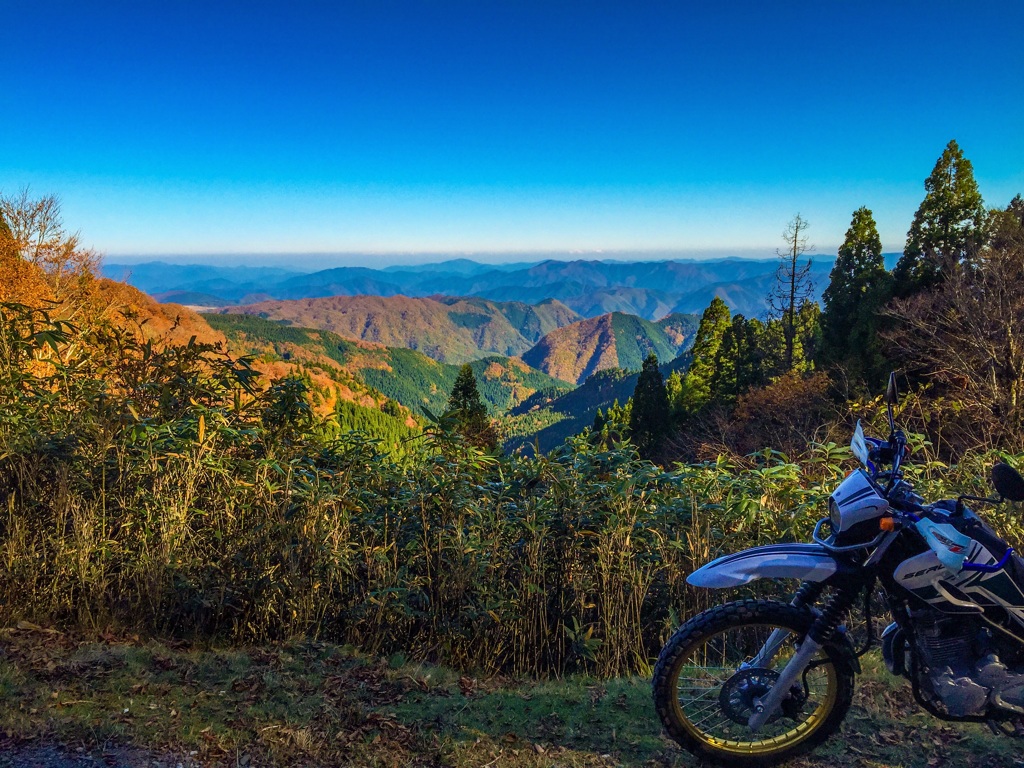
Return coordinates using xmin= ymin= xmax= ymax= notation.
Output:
xmin=1 ymin=302 xmax=1021 ymax=678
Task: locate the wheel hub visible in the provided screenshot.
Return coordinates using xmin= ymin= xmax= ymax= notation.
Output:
xmin=718 ymin=668 xmax=808 ymax=725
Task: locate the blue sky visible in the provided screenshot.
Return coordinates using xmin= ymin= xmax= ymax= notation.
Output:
xmin=2 ymin=1 xmax=1022 ymax=264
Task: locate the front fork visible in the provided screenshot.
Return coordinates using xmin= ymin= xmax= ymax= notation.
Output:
xmin=744 ymin=582 xmax=825 ymax=670
xmin=747 ymin=582 xmax=855 ymax=731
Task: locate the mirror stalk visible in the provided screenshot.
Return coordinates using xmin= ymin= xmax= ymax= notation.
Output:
xmin=956 ymin=494 xmax=1003 ymax=514
xmin=884 ymin=372 xmax=899 ymax=435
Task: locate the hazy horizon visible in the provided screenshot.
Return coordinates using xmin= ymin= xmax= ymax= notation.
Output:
xmin=102 ymin=247 xmax=859 ymax=272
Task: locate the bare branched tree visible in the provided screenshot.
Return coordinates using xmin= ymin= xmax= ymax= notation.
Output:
xmin=0 ymin=189 xmax=99 ymax=309
xmin=885 ymin=241 xmax=1024 ymax=452
xmin=768 ymin=214 xmax=814 ymax=371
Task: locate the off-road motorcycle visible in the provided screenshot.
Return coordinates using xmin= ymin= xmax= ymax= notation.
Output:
xmin=652 ymin=373 xmax=1024 ymax=765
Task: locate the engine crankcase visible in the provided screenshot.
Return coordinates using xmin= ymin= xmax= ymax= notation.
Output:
xmin=928 ymin=655 xmax=1024 ymax=717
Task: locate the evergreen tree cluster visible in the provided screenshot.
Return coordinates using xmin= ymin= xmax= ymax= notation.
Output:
xmin=591 ymin=399 xmax=631 ymax=449
xmin=667 ymin=294 xmax=820 ymax=421
xmin=616 ymin=138 xmax=1019 ymax=461
xmin=335 ymin=399 xmax=417 ymax=456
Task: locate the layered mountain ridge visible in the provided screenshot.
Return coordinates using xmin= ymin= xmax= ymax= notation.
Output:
xmin=104 ymin=255 xmax=870 ymax=320
xmin=219 ymin=294 xmax=580 ymax=364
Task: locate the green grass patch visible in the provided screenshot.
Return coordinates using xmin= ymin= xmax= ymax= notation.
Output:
xmin=1 ymin=628 xmax=1021 ymax=767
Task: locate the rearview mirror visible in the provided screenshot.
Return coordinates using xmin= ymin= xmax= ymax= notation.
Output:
xmin=885 ymin=372 xmax=899 ymax=406
xmin=992 ymin=463 xmax=1024 ymax=502
xmin=850 ymin=421 xmax=869 ymax=467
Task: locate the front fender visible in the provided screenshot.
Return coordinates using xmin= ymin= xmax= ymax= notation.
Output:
xmin=687 ymin=543 xmax=840 ymax=588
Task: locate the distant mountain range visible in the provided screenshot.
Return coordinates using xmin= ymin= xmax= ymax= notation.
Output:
xmin=102 ymin=255 xmax=903 ymax=321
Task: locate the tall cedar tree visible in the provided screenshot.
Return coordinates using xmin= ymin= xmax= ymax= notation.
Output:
xmin=768 ymin=214 xmax=815 ymax=372
xmin=678 ymin=297 xmax=731 ymax=414
xmin=446 ymin=363 xmax=498 ymax=450
xmin=709 ymin=315 xmax=746 ymax=405
xmin=820 ymin=207 xmax=892 ymax=388
xmin=739 ymin=317 xmax=769 ymax=391
xmin=709 ymin=316 xmax=742 ymax=405
xmin=629 ymin=353 xmax=670 ymax=460
xmin=893 ymin=140 xmax=986 ymax=297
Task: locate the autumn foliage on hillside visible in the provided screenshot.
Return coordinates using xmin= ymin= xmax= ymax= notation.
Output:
xmin=223 ymin=293 xmax=580 ymax=365
xmin=0 ymin=192 xmax=438 ymax=438
xmin=0 ymin=191 xmax=225 ymax=350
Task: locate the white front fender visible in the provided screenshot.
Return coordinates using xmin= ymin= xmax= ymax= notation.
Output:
xmin=687 ymin=543 xmax=839 ymax=588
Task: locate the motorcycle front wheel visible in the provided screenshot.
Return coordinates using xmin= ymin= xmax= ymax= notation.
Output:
xmin=653 ymin=599 xmax=856 ymax=767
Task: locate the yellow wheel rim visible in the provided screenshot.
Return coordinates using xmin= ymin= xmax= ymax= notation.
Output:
xmin=668 ymin=623 xmax=839 ymax=756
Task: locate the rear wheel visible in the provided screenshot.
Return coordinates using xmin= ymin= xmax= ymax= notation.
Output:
xmin=652 ymin=599 xmax=855 ymax=767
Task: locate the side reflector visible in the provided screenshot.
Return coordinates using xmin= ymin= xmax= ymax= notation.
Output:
xmin=879 ymin=517 xmax=897 ymax=532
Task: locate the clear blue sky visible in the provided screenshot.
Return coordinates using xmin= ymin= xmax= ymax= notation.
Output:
xmin=2 ymin=1 xmax=1022 ymax=263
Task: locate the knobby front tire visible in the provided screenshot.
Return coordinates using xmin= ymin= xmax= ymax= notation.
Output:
xmin=652 ymin=599 xmax=856 ymax=767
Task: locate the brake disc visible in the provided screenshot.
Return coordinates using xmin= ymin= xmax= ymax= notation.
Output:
xmin=718 ymin=668 xmax=807 ymax=725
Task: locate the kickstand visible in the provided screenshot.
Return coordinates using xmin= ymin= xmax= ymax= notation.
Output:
xmin=987 ymin=719 xmax=1024 ymax=738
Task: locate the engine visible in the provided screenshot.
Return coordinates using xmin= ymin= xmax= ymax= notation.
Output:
xmin=910 ymin=609 xmax=1024 ymax=717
